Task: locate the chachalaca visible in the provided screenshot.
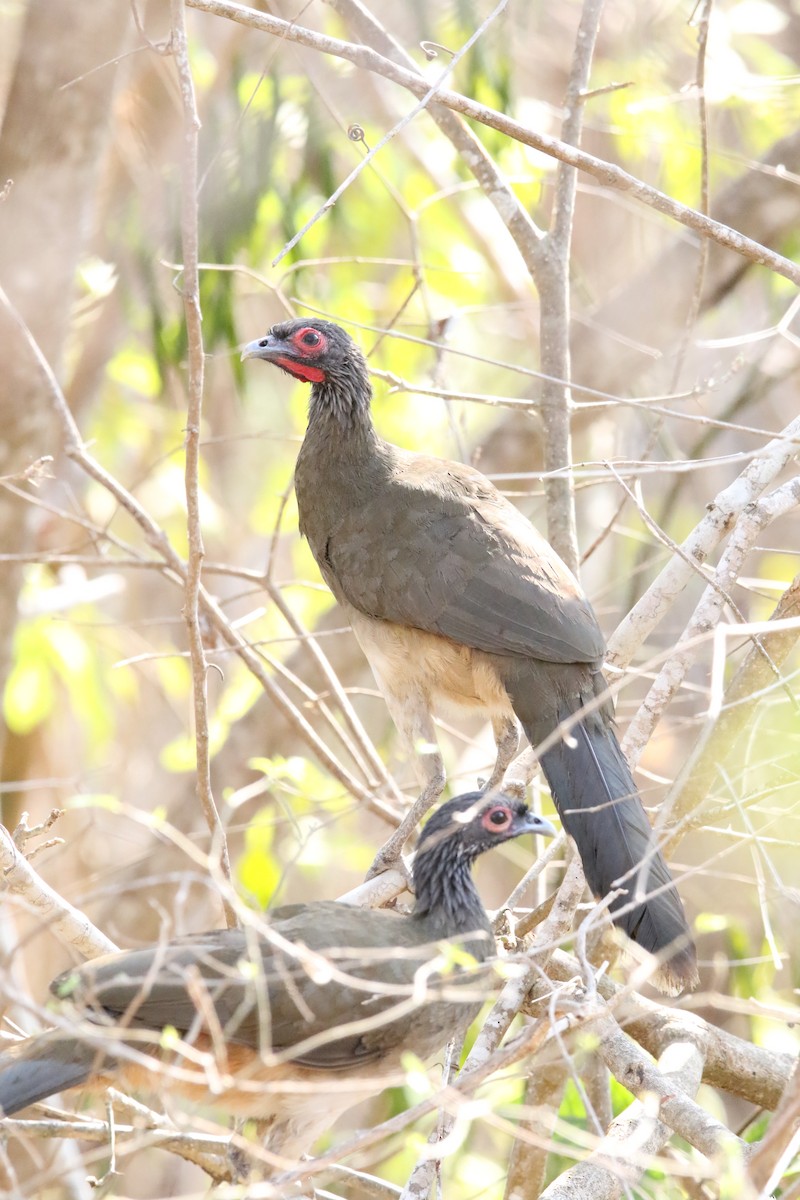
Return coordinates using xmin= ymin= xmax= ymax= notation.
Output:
xmin=242 ymin=318 xmax=698 ymax=995
xmin=0 ymin=792 xmax=553 ymax=1166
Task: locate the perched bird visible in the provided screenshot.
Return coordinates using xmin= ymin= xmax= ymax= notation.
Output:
xmin=0 ymin=793 xmax=554 ymax=1166
xmin=242 ymin=318 xmax=698 ymax=995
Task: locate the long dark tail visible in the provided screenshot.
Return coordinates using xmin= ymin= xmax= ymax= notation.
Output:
xmin=0 ymin=1035 xmax=97 ymax=1115
xmin=504 ymin=663 xmax=697 ymax=994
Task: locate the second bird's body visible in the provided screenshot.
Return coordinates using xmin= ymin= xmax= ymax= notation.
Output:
xmin=0 ymin=793 xmax=553 ymax=1163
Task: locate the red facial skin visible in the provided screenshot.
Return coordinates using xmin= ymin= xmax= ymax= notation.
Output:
xmin=274 ymin=326 xmax=329 ymax=383
xmin=273 ymin=357 xmax=326 ymax=382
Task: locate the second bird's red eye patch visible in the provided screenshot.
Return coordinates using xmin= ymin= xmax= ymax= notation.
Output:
xmin=482 ymin=805 xmax=512 ymax=832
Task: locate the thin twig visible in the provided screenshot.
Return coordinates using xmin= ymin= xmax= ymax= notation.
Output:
xmin=607 ymin=413 xmax=800 ymax=670
xmin=1 ymin=824 xmax=118 ymax=959
xmin=271 ymin=0 xmax=512 ymax=265
xmin=3 ymin=1113 xmax=230 ymax=1182
xmin=0 ymin=285 xmax=395 ymax=822
xmin=170 ymin=0 xmax=236 ymax=928
xmin=621 ymin=476 xmax=800 ymax=766
xmin=665 ymin=568 xmax=800 ymax=839
xmin=185 ymin=0 xmax=800 ymax=286
xmin=534 ymin=0 xmax=605 ymax=571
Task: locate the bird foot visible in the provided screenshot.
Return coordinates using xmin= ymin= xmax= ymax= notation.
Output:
xmin=227 ymin=1138 xmax=254 ymax=1183
xmin=366 ymin=845 xmax=414 ymax=889
xmin=367 ymin=777 xmax=445 ymax=881
xmin=478 ymin=773 xmax=526 ymax=800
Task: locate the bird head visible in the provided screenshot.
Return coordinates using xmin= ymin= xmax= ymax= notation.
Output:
xmin=410 ymin=791 xmax=556 ymax=926
xmin=241 ymin=318 xmax=364 ymax=388
xmin=416 ymin=791 xmax=556 ymax=864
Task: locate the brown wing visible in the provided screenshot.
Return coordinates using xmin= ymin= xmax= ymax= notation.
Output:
xmin=53 ymin=908 xmax=492 ymax=1072
xmin=318 ymin=453 xmax=605 ymax=665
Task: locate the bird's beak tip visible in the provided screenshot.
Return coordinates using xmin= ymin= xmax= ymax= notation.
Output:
xmin=531 ymin=815 xmax=557 ymax=839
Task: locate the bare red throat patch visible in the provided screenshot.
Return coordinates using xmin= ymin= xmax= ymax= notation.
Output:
xmin=275 ymin=356 xmax=326 ymax=384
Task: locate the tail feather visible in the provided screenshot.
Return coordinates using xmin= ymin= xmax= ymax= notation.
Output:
xmin=503 ymin=658 xmax=697 ymax=993
xmin=537 ymin=718 xmax=697 ymax=992
xmin=0 ymin=1035 xmax=98 ymax=1116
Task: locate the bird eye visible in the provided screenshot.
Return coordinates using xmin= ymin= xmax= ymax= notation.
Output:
xmin=483 ymin=805 xmax=512 ymax=831
xmin=299 ymin=329 xmax=321 ymax=347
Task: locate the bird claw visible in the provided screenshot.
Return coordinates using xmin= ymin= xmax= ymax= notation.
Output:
xmin=499 ymin=777 xmax=527 ymax=801
xmin=366 ymin=848 xmax=414 ymax=890
xmin=227 ymin=1137 xmax=253 ymax=1183
xmin=478 ymin=773 xmax=527 ymax=801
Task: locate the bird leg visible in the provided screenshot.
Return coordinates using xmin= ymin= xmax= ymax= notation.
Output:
xmin=480 ymin=715 xmax=521 ymax=795
xmin=366 ymin=695 xmax=446 ymax=880
xmin=499 ymin=743 xmax=540 ymax=799
xmin=367 ymin=767 xmax=446 ymax=879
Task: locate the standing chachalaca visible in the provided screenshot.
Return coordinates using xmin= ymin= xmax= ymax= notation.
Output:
xmin=0 ymin=793 xmax=554 ymax=1165
xmin=242 ymin=318 xmax=698 ymax=995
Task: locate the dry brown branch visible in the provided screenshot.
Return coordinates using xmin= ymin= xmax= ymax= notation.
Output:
xmin=621 ymin=475 xmax=800 ymax=766
xmin=590 ymin=1006 xmax=738 ymax=1158
xmin=530 ymin=0 xmax=605 ymax=572
xmin=3 ymin=5 xmax=797 ymax=1195
xmin=272 ymin=1013 xmax=560 ymax=1195
xmin=0 ymin=825 xmax=117 ymax=959
xmin=539 ymin=1033 xmax=705 ymax=1199
xmin=667 ymin=568 xmax=800 ymax=834
xmin=185 ymin=0 xmax=800 ymax=286
xmin=505 ymin=1059 xmax=571 ymax=1200
xmin=330 ymin=0 xmax=584 ymax=566
xmin=746 ymin=1060 xmax=800 ymax=1194
xmin=546 ymin=950 xmax=793 ymax=1111
xmin=264 ymin=577 xmax=405 ymax=804
xmin=272 ymin=0 xmax=513 ymax=266
xmin=607 ymin=413 xmax=800 ymax=671
xmin=169 ymin=0 xmax=235 ymax=929
xmin=467 ymin=854 xmax=587 ymax=1078
xmin=0 ymin=286 xmax=399 ymax=824
xmin=2 ymin=1114 xmax=230 ymax=1183
xmin=328 ymin=0 xmax=546 ymax=274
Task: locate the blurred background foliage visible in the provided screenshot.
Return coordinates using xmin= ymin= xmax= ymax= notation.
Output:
xmin=1 ymin=0 xmax=799 ymax=1196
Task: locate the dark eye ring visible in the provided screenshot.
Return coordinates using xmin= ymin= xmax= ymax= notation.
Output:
xmin=301 ymin=330 xmax=321 ymax=346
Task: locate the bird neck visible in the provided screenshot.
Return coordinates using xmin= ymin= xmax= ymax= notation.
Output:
xmin=411 ymin=844 xmax=492 ymax=947
xmin=307 ymin=362 xmax=374 ymax=436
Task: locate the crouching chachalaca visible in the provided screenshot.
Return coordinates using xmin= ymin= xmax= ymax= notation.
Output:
xmin=0 ymin=793 xmax=553 ymax=1166
xmin=242 ymin=319 xmax=698 ymax=995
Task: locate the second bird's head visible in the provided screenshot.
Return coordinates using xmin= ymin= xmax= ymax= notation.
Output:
xmin=416 ymin=791 xmax=556 ymax=864
xmin=241 ymin=318 xmax=365 ymax=389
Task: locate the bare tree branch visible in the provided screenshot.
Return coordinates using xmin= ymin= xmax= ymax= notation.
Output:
xmin=185 ymin=0 xmax=800 ymax=286
xmin=170 ymin=0 xmax=235 ymax=928
xmin=607 ymin=413 xmax=800 ymax=670
xmin=539 ymin=1033 xmax=705 ymax=1199
xmin=0 ymin=825 xmax=117 ymax=959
